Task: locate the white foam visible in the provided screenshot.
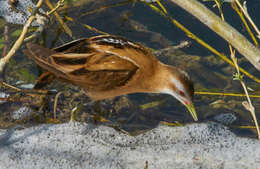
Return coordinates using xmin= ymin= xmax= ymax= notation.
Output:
xmin=0 ymin=122 xmax=259 ymax=169
xmin=0 ymin=0 xmax=45 ymax=26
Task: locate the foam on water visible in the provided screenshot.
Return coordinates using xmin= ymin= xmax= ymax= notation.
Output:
xmin=0 ymin=122 xmax=259 ymax=169
xmin=0 ymin=0 xmax=45 ymax=26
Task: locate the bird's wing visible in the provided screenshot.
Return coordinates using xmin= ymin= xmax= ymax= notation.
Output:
xmin=24 ymin=42 xmax=138 ymax=91
xmin=87 ymin=35 xmax=158 ymax=70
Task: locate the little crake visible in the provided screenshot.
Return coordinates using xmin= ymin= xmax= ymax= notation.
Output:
xmin=23 ymin=35 xmax=198 ymax=121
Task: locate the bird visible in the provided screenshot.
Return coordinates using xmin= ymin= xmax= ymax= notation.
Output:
xmin=23 ymin=35 xmax=198 ymax=121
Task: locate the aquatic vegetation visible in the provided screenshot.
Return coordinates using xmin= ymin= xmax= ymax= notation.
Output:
xmin=0 ymin=0 xmax=260 ymax=138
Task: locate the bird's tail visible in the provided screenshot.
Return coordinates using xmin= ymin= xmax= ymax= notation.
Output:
xmin=23 ymin=43 xmax=67 ymax=78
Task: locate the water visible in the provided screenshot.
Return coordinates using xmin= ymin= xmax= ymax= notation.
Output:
xmin=0 ymin=0 xmax=260 ymax=138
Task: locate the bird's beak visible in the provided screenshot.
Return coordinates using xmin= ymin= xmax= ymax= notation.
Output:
xmin=185 ymin=103 xmax=198 ymax=121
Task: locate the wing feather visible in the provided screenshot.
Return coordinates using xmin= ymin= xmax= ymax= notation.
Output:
xmin=24 ymin=38 xmax=139 ymax=91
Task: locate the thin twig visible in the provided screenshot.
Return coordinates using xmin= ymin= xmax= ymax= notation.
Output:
xmin=64 ymin=16 xmax=108 ymax=35
xmin=45 ymin=0 xmax=72 ymax=37
xmin=231 ymin=2 xmax=258 ymax=46
xmin=0 ymin=97 xmax=31 ymax=103
xmin=24 ymin=14 xmax=48 ymax=42
xmin=46 ymin=0 xmax=65 ymax=16
xmin=80 ymin=0 xmax=132 ymax=17
xmin=144 ymin=1 xmax=260 ymax=83
xmin=0 ymin=80 xmax=56 ymax=96
xmin=234 ymin=0 xmax=260 ymax=39
xmin=168 ymin=0 xmax=260 ymax=71
xmin=0 ymin=0 xmax=44 ymax=73
xmin=25 ymin=0 xmax=66 ymax=42
xmin=70 ymin=106 xmax=78 ymax=122
xmin=214 ymin=0 xmax=260 ymax=139
xmin=231 ymin=51 xmax=260 ymax=139
xmin=194 ymin=91 xmax=260 ymax=98
xmin=0 ymin=81 xmax=22 ymax=91
xmin=2 ymin=24 xmax=9 ymax=57
xmin=53 ymin=91 xmax=63 ymax=120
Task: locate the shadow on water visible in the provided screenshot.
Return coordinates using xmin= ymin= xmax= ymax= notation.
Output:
xmin=1 ymin=0 xmax=260 ymax=138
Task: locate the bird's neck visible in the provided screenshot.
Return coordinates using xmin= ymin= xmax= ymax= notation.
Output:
xmin=139 ymin=62 xmax=172 ymax=94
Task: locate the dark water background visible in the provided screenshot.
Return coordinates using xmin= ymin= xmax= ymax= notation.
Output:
xmin=1 ymin=0 xmax=260 ymax=138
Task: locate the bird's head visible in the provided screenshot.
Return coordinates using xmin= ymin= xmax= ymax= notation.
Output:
xmin=159 ymin=65 xmax=198 ymax=121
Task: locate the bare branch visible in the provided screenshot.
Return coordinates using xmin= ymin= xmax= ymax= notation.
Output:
xmin=169 ymin=0 xmax=260 ymax=71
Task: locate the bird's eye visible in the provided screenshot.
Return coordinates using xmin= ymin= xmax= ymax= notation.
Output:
xmin=179 ymin=90 xmax=185 ymax=97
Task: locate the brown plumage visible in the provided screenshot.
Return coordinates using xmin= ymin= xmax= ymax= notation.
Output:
xmin=23 ymin=35 xmax=198 ymax=121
